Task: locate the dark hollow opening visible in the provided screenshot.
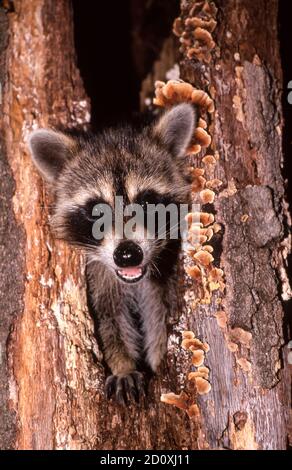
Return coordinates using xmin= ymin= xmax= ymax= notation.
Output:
xmin=72 ymin=0 xmax=180 ymax=129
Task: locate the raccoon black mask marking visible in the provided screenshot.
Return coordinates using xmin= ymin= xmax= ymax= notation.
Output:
xmin=29 ymin=103 xmax=197 ymax=405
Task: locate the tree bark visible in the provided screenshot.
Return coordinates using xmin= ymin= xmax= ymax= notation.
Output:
xmin=0 ymin=0 xmax=290 ymax=450
xmin=178 ymin=0 xmax=291 ymax=450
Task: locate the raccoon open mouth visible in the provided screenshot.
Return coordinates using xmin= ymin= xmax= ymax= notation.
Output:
xmin=116 ymin=266 xmax=146 ymax=283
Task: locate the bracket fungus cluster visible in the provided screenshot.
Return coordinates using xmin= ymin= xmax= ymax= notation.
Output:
xmin=153 ymin=77 xmax=224 ymax=305
xmin=155 ymin=3 xmax=227 ymax=424
xmin=186 ymin=210 xmax=225 ymax=305
xmin=182 ymin=331 xmax=211 ymax=396
xmin=154 ymin=77 xmax=224 ymax=412
xmin=161 ymin=331 xmax=210 ymax=421
xmin=173 ymin=0 xmax=218 ymax=63
xmin=154 ymin=79 xmax=214 ymax=114
xmin=186 ymin=121 xmax=224 ymax=304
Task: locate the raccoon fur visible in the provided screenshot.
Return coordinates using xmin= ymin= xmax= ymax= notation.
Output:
xmin=28 ymin=103 xmax=197 ymax=405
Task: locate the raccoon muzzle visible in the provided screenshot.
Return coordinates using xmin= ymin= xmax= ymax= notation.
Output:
xmin=113 ymin=241 xmax=146 ymax=283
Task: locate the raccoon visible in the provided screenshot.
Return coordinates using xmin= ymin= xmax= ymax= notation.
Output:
xmin=28 ymin=103 xmax=197 ymax=405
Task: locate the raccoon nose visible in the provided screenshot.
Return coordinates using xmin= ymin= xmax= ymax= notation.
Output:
xmin=113 ymin=241 xmax=143 ymax=267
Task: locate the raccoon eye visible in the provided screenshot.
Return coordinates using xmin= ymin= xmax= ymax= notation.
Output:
xmin=136 ymin=190 xmax=167 ymax=211
xmin=141 ymin=201 xmax=150 ymax=212
xmin=86 ymin=210 xmax=104 ymax=223
xmin=82 ymin=199 xmax=105 ymax=222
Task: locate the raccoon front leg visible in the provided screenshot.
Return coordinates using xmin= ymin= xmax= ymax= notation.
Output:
xmin=95 ymin=301 xmax=145 ymax=404
xmin=139 ymin=281 xmax=169 ymax=372
xmin=140 ymin=274 xmax=178 ymax=372
xmin=87 ymin=264 xmax=145 ymax=404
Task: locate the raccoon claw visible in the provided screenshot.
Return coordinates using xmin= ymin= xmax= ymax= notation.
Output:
xmin=105 ymin=371 xmax=145 ymax=405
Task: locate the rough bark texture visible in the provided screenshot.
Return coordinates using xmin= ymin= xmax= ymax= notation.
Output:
xmin=0 ymin=0 xmax=290 ymax=450
xmin=179 ymin=0 xmax=291 ymax=450
xmin=0 ymin=6 xmax=23 ymax=449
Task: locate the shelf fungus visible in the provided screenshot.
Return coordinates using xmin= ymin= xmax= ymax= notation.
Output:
xmin=182 ymin=336 xmax=210 ymax=353
xmin=192 ymin=350 xmax=205 ymax=367
xmin=206 ymin=178 xmax=223 ymax=190
xmin=191 ymin=90 xmax=215 ymax=113
xmin=188 ymin=225 xmax=209 ymax=242
xmin=189 ymin=367 xmax=212 ymax=395
xmin=202 ymin=245 xmax=214 ymax=253
xmin=182 ymin=330 xmax=195 ymax=340
xmin=184 ymin=337 xmax=211 ymax=395
xmin=160 ymin=391 xmax=191 ymax=411
xmin=213 ymin=222 xmax=222 ymax=233
xmin=193 ymin=27 xmax=216 ymax=51
xmin=193 ymin=167 xmax=205 ymax=177
xmin=185 ymin=17 xmax=217 ymax=33
xmin=198 ymin=117 xmax=207 ymax=129
xmin=173 ymin=17 xmax=184 ymax=37
xmin=185 ymin=265 xmax=202 ymax=282
xmin=200 ymin=188 xmax=215 ymax=204
xmin=197 ymin=366 xmax=210 ymax=378
xmin=192 ymin=174 xmax=206 ymax=192
xmin=182 ymin=337 xmax=209 ymax=367
xmin=189 ymin=368 xmax=209 ymax=381
xmin=202 ymin=154 xmax=217 ymax=165
xmin=153 ymin=79 xmax=214 ymax=114
xmin=188 ymin=143 xmax=202 ymax=155
xmin=161 ymin=330 xmax=211 ymax=415
xmin=173 ymin=1 xmax=218 ymax=64
xmin=200 ymin=212 xmax=215 ymax=226
xmin=205 ymin=227 xmax=214 ymax=241
xmin=208 ymin=267 xmax=225 ymax=285
xmin=193 ymin=250 xmax=214 ymax=267
xmin=194 ymin=127 xmax=212 ymax=148
xmin=160 ymin=392 xmax=202 ymax=423
xmin=186 ymin=211 xmax=214 ymax=228
xmin=191 ymin=376 xmax=212 ymax=395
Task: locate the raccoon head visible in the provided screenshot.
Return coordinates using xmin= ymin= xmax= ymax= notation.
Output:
xmin=28 ymin=104 xmax=196 ymax=283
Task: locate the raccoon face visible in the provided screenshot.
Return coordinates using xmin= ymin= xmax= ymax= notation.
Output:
xmin=28 ymin=104 xmax=196 ymax=283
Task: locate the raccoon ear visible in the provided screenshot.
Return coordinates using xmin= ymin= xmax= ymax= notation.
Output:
xmin=153 ymin=103 xmax=196 ymax=157
xmin=28 ymin=129 xmax=76 ymax=182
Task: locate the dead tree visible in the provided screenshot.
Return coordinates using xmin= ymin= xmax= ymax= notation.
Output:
xmin=0 ymin=0 xmax=290 ymax=449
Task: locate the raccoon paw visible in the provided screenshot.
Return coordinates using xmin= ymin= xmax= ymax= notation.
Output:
xmin=105 ymin=371 xmax=145 ymax=406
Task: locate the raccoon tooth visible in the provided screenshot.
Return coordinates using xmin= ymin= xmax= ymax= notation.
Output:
xmin=117 ymin=267 xmax=145 ymax=282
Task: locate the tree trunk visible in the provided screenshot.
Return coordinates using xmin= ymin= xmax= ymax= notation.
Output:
xmin=180 ymin=0 xmax=291 ymax=449
xmin=0 ymin=0 xmax=290 ymax=450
